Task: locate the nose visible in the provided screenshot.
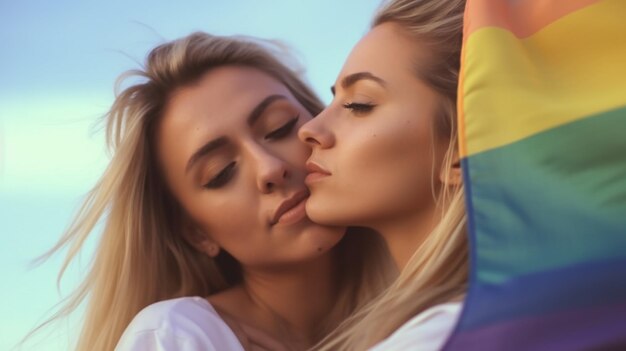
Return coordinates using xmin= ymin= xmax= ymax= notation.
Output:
xmin=249 ymin=144 xmax=290 ymax=193
xmin=298 ymin=108 xmax=335 ymax=149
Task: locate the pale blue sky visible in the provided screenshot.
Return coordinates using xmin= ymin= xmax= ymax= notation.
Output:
xmin=0 ymin=1 xmax=381 ymax=349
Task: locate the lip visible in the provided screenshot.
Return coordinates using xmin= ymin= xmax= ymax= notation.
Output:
xmin=271 ymin=188 xmax=310 ymax=225
xmin=305 ymin=161 xmax=331 ymax=184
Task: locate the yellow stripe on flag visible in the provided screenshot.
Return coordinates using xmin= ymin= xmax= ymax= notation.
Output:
xmin=459 ymin=0 xmax=626 ymax=157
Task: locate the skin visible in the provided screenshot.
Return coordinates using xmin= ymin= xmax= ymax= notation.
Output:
xmin=155 ymin=65 xmax=345 ymax=349
xmin=299 ymin=22 xmax=456 ymax=269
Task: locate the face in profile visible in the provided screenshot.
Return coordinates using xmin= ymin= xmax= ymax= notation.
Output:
xmin=155 ymin=66 xmax=344 ymax=268
xmin=299 ymin=23 xmax=450 ymax=228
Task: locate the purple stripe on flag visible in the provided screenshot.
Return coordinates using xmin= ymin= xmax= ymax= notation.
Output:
xmin=444 ymin=302 xmax=626 ymax=351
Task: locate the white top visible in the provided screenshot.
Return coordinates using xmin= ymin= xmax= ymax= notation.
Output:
xmin=115 ymin=296 xmax=245 ymax=351
xmin=369 ymin=301 xmax=463 ymax=351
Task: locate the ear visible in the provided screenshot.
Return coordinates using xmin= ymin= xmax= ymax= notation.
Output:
xmin=439 ymin=150 xmax=463 ymax=187
xmin=181 ymin=219 xmax=221 ymax=258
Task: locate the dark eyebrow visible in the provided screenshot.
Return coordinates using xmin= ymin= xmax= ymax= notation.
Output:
xmin=185 ymin=136 xmax=228 ymax=174
xmin=247 ymin=94 xmax=288 ymax=126
xmin=330 ymin=72 xmax=387 ymax=96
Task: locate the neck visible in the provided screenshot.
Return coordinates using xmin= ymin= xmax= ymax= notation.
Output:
xmin=371 ymin=204 xmax=441 ymax=270
xmin=240 ymin=251 xmax=337 ymax=346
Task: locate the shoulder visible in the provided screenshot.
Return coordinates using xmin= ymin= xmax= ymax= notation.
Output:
xmin=115 ymin=296 xmax=244 ymax=351
xmin=369 ymin=301 xmax=463 ymax=351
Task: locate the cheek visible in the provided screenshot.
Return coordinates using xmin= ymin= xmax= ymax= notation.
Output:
xmin=189 ymin=186 xmax=263 ymax=251
xmin=336 ymin=116 xmax=437 ymax=216
xmin=348 ymin=115 xmax=432 ymax=178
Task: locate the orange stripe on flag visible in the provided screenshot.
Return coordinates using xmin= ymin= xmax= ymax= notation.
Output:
xmin=465 ymin=0 xmax=600 ymax=38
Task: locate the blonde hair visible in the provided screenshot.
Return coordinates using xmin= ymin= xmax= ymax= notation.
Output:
xmin=29 ymin=32 xmax=393 ymax=351
xmin=314 ymin=0 xmax=468 ymax=349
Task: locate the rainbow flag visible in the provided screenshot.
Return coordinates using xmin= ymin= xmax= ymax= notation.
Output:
xmin=444 ymin=1 xmax=626 ymax=350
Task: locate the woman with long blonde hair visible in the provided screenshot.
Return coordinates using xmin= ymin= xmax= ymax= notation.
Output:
xmin=33 ymin=32 xmax=393 ymax=351
xmin=298 ymin=0 xmax=467 ymax=349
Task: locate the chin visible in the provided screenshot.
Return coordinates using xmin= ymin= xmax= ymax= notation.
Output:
xmin=296 ymin=225 xmax=345 ymax=255
xmin=302 ymin=222 xmax=345 ymax=239
xmin=304 ymin=197 xmax=350 ymax=227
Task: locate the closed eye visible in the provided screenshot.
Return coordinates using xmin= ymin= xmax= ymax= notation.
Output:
xmin=343 ymin=102 xmax=375 ymax=115
xmin=265 ymin=115 xmax=299 ymax=140
xmin=204 ymin=161 xmax=236 ymax=189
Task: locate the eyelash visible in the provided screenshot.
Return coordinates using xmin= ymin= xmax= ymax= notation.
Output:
xmin=202 ymin=115 xmax=299 ymax=189
xmin=343 ymin=102 xmax=376 ymax=115
xmin=204 ymin=161 xmax=236 ymax=189
xmin=264 ymin=115 xmax=299 ymax=140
